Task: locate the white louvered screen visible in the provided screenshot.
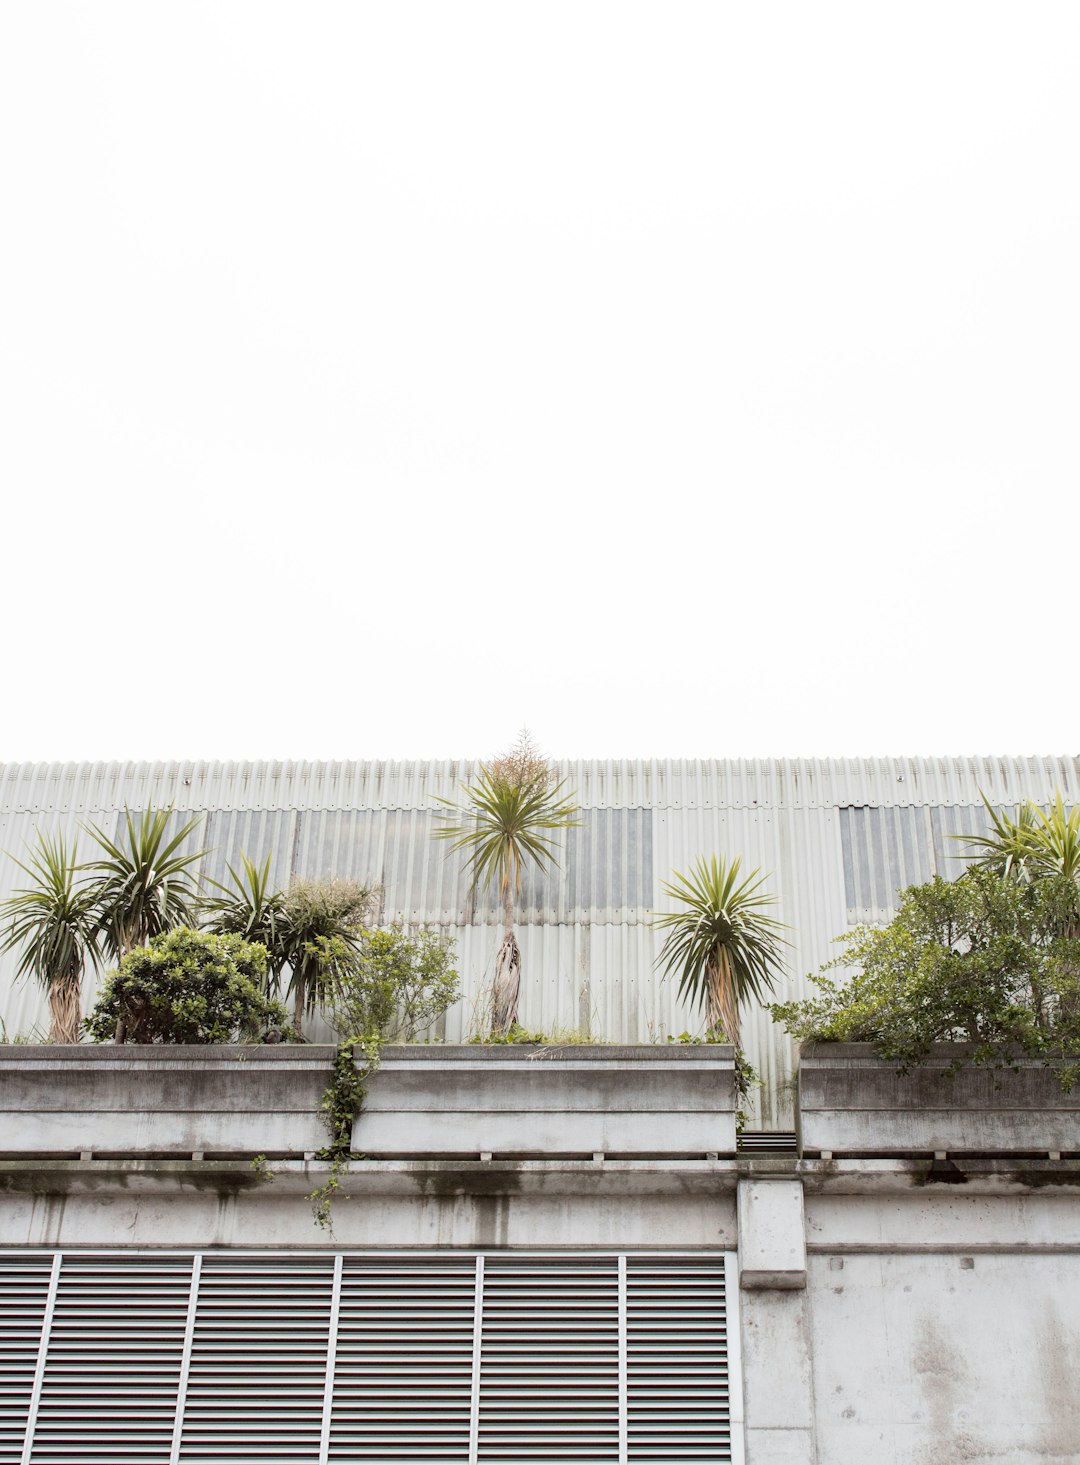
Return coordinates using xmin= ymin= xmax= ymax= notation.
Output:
xmin=478 ymin=1255 xmax=621 ymax=1462
xmin=625 ymin=1256 xmax=730 ymax=1461
xmin=2 ymin=1252 xmax=739 ymax=1465
xmin=328 ymin=1255 xmax=475 ymax=1460
xmin=0 ymin=1255 xmax=53 ymax=1465
xmin=29 ymin=1254 xmax=193 ymax=1465
xmin=178 ymin=1255 xmax=335 ymax=1463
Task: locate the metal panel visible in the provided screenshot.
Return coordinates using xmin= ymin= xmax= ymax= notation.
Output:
xmin=3 ymin=756 xmax=1077 ymax=816
xmin=0 ymin=1254 xmax=52 ymax=1465
xmin=28 ymin=1253 xmax=192 ymax=1464
xmin=3 ymin=1252 xmax=737 ymax=1465
xmin=178 ymin=1255 xmax=335 ymax=1463
xmin=3 ymin=758 xmax=1078 ymax=1128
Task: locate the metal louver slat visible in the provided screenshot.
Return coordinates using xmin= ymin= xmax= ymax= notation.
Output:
xmin=0 ymin=1255 xmax=53 ymax=1465
xmin=29 ymin=1254 xmax=193 ymax=1465
xmin=329 ymin=1257 xmax=475 ymax=1461
xmin=625 ymin=1258 xmax=730 ymax=1462
xmin=6 ymin=1250 xmax=739 ymax=1465
xmin=179 ymin=1256 xmax=335 ymax=1465
xmin=477 ymin=1257 xmax=621 ymax=1463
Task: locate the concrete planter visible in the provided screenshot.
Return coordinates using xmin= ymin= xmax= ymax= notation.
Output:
xmin=357 ymin=1043 xmax=737 ymax=1158
xmin=0 ymin=1042 xmax=737 ymax=1162
xmin=797 ymin=1042 xmax=1080 ymax=1156
xmin=0 ymin=1044 xmax=337 ymax=1158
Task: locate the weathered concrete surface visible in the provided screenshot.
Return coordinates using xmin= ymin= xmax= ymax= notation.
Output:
xmin=798 ymin=1043 xmax=1080 ymax=1155
xmin=357 ymin=1043 xmax=737 ymax=1156
xmin=807 ymin=1252 xmax=1080 ymax=1464
xmin=738 ymin=1178 xmax=807 ymax=1289
xmin=741 ymin=1287 xmax=816 ymax=1464
xmin=0 ymin=1157 xmax=738 ymax=1250
xmin=0 ymin=1042 xmax=737 ymax=1160
xmin=0 ymin=1044 xmax=335 ymax=1156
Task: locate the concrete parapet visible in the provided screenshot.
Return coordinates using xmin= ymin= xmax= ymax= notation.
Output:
xmin=0 ymin=1044 xmax=336 ymax=1157
xmin=797 ymin=1043 xmax=1080 ymax=1156
xmin=357 ymin=1043 xmax=737 ymax=1157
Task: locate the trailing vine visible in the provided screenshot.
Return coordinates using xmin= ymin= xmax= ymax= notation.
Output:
xmin=309 ymin=1036 xmax=381 ymax=1230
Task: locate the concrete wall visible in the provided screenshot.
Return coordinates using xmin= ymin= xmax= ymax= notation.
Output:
xmin=799 ymin=1043 xmax=1080 ymax=1157
xmin=4 ymin=1046 xmax=1080 ymax=1463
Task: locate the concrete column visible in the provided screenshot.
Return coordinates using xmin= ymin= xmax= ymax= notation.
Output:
xmin=737 ymin=1177 xmax=816 ymax=1465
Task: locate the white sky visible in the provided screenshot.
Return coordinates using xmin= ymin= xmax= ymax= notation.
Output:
xmin=1 ymin=3 xmax=1077 ymax=763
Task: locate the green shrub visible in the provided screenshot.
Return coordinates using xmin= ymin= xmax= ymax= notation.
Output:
xmin=769 ymin=869 xmax=1080 ymax=1083
xmin=328 ymin=924 xmax=459 ymax=1042
xmin=85 ymin=927 xmax=292 ymax=1044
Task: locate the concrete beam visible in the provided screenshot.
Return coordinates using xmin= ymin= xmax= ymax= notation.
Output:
xmin=738 ymin=1177 xmax=807 ymax=1289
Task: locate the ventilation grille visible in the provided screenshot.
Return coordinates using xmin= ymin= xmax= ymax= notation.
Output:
xmin=737 ymin=1133 xmax=798 ymax=1154
xmin=2 ymin=1251 xmax=737 ymax=1465
xmin=626 ymin=1257 xmax=729 ymax=1461
xmin=478 ymin=1255 xmax=621 ymax=1461
xmin=0 ymin=1256 xmax=53 ymax=1465
xmin=31 ymin=1254 xmax=192 ymax=1465
xmin=179 ymin=1255 xmax=336 ymax=1464
xmin=330 ymin=1256 xmax=475 ymax=1460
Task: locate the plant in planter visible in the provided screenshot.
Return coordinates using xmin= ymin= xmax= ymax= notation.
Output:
xmin=434 ymin=731 xmax=579 ymax=1034
xmin=0 ymin=832 xmax=100 ymax=1043
xmin=653 ymin=854 xmax=787 ymax=1050
xmin=84 ymin=927 xmax=292 ymax=1044
xmin=201 ymin=858 xmax=381 ymax=1037
xmin=769 ymin=868 xmax=1080 ymax=1087
xmin=309 ymin=922 xmax=459 ymax=1229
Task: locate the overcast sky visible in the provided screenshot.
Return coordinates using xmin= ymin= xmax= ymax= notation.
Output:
xmin=1 ymin=4 xmax=1076 ymax=763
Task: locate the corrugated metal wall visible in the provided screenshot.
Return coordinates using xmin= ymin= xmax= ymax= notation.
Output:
xmin=2 ymin=757 xmax=1076 ymax=1126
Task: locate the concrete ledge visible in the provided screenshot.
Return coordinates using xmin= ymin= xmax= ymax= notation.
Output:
xmin=0 ymin=1044 xmax=335 ymax=1157
xmin=358 ymin=1044 xmax=737 ymax=1156
xmin=798 ymin=1043 xmax=1080 ymax=1156
xmin=0 ymin=1042 xmax=737 ymax=1161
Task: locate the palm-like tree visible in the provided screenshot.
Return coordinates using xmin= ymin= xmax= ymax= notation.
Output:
xmin=435 ymin=748 xmax=579 ymax=1033
xmin=653 ymin=855 xmax=786 ymax=1049
xmin=0 ymin=833 xmax=100 ymax=1042
xmin=956 ymin=791 xmax=1080 ymax=883
xmin=84 ymin=808 xmax=207 ymax=964
xmin=201 ymin=854 xmax=290 ymax=992
xmin=278 ymin=878 xmax=376 ymax=1036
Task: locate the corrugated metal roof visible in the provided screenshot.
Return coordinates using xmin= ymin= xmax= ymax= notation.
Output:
xmin=1 ymin=756 xmax=1077 ymax=1126
xmin=2 ymin=754 xmax=1076 ymax=813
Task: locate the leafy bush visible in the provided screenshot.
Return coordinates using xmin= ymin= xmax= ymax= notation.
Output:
xmin=85 ymin=927 xmax=292 ymax=1044
xmin=328 ymin=925 xmax=459 ymax=1042
xmin=769 ymin=869 xmax=1080 ymax=1083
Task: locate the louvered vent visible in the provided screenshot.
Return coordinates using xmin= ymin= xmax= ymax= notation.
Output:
xmin=0 ymin=1255 xmax=52 ymax=1465
xmin=4 ymin=1251 xmax=739 ymax=1465
xmin=178 ymin=1255 xmax=335 ymax=1464
xmin=626 ymin=1256 xmax=730 ymax=1461
xmin=30 ymin=1253 xmax=192 ymax=1465
xmin=478 ymin=1255 xmax=621 ymax=1462
xmin=329 ymin=1256 xmax=475 ymax=1461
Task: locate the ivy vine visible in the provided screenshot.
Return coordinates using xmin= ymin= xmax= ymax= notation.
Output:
xmin=309 ymin=1036 xmax=381 ymax=1230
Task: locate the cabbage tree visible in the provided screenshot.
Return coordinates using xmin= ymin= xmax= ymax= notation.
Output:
xmin=0 ymin=833 xmax=100 ymax=1043
xmin=653 ymin=855 xmax=786 ymax=1049
xmin=955 ymin=791 xmax=1080 ymax=884
xmin=84 ymin=808 xmax=206 ymax=963
xmin=435 ymin=738 xmax=579 ymax=1033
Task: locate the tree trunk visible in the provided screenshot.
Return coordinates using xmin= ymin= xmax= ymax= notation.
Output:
xmin=706 ymin=952 xmax=741 ymax=1050
xmin=491 ymin=882 xmax=522 ymax=1034
xmin=293 ymin=971 xmax=306 ymax=1039
xmin=113 ymin=919 xmax=141 ymax=1042
xmin=48 ymin=968 xmax=82 ymax=1044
